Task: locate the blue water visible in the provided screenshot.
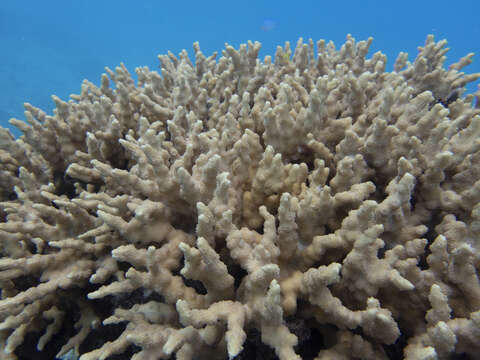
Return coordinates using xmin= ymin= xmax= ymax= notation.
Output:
xmin=1 ymin=0 xmax=480 ymax=138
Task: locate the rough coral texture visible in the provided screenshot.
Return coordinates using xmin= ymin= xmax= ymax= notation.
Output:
xmin=1 ymin=35 xmax=480 ymax=360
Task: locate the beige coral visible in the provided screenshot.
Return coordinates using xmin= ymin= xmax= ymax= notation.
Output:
xmin=1 ymin=34 xmax=480 ymax=359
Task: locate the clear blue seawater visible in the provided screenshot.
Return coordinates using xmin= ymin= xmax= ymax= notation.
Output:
xmin=1 ymin=0 xmax=479 ymax=138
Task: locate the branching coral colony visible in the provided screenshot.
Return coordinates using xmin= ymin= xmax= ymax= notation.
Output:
xmin=1 ymin=35 xmax=480 ymax=360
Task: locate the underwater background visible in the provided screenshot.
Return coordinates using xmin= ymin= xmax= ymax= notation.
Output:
xmin=1 ymin=0 xmax=480 ymax=139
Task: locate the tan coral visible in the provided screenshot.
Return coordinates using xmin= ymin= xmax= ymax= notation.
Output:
xmin=1 ymin=34 xmax=480 ymax=359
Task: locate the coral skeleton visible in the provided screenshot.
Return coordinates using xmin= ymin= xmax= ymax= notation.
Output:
xmin=1 ymin=35 xmax=480 ymax=359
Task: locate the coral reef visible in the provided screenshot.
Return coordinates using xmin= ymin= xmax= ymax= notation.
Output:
xmin=1 ymin=35 xmax=480 ymax=359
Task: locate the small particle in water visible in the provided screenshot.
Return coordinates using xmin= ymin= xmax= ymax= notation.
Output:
xmin=261 ymin=19 xmax=276 ymax=32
